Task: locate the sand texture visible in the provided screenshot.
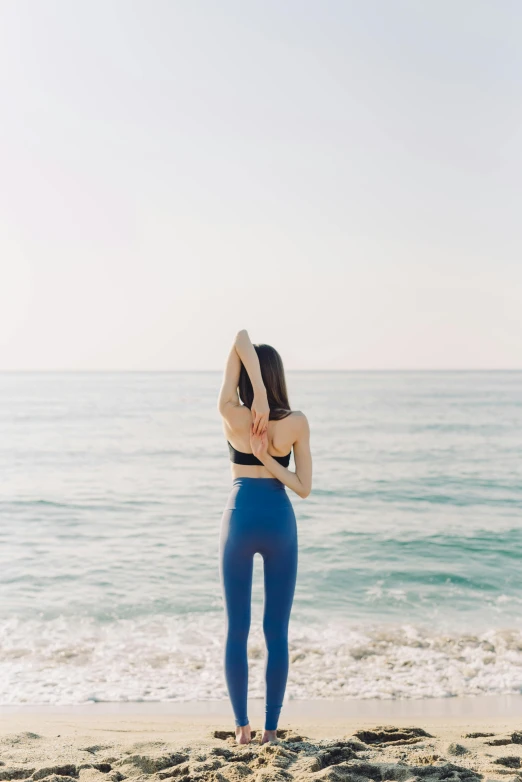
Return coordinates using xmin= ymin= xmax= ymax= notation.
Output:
xmin=1 ymin=714 xmax=522 ymax=782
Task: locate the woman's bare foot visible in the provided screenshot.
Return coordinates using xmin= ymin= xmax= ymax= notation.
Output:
xmin=261 ymin=729 xmax=277 ymax=744
xmin=235 ymin=724 xmax=252 ymax=744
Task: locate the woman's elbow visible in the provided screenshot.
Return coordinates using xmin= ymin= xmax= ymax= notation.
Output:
xmin=299 ymin=486 xmax=311 ymax=499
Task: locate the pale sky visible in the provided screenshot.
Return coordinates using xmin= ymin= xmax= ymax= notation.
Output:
xmin=1 ymin=0 xmax=521 ymax=370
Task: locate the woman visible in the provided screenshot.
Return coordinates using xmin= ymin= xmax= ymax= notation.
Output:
xmin=217 ymin=329 xmax=312 ymax=745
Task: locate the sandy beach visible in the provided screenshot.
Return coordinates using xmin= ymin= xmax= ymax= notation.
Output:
xmin=1 ymin=698 xmax=521 ymax=782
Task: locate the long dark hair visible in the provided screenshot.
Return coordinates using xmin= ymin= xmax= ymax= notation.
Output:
xmin=238 ymin=344 xmax=292 ymax=421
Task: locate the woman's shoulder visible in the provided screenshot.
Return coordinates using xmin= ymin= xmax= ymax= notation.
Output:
xmin=269 ymin=410 xmax=307 ymax=451
xmin=276 ymin=409 xmax=308 ymax=426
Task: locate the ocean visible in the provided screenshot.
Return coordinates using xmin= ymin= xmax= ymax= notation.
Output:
xmin=1 ymin=371 xmax=521 ymax=706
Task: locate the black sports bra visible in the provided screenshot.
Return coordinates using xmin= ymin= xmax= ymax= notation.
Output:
xmin=227 ymin=440 xmax=291 ymax=468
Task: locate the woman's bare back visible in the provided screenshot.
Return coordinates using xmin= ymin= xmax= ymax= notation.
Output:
xmin=223 ymin=407 xmax=304 ymax=479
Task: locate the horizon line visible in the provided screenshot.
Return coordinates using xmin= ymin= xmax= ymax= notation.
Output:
xmin=1 ymin=368 xmax=521 ymax=374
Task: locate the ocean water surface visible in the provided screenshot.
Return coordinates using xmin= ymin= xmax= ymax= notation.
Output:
xmin=0 ymin=371 xmax=521 ymax=705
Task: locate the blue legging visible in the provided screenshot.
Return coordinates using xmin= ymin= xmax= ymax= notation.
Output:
xmin=219 ymin=477 xmax=298 ymax=731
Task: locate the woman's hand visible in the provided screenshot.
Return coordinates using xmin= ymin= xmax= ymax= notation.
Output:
xmin=251 ymin=390 xmax=270 ymax=434
xmin=250 ymin=423 xmax=268 ymax=461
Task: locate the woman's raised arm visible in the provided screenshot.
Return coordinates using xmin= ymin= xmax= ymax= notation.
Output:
xmin=234 ymin=330 xmax=270 ymax=433
xmin=217 ymin=330 xmax=270 ymax=433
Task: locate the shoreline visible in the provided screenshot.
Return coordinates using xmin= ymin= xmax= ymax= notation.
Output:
xmin=1 ymin=694 xmax=521 ymax=720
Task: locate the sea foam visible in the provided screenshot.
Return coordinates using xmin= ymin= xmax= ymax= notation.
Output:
xmin=1 ymin=614 xmax=521 ymax=705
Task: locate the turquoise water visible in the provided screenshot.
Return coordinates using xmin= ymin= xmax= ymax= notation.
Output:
xmin=0 ymin=371 xmax=521 ymax=704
